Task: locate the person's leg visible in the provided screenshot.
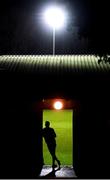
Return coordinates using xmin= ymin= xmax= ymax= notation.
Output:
xmin=51 ymin=148 xmax=56 ymax=170
xmin=47 ymin=144 xmax=56 ymax=170
xmin=55 ymin=156 xmax=61 ymax=169
xmin=52 ymin=156 xmax=56 ymax=170
xmin=54 ymin=145 xmax=61 ymax=168
xmin=48 ymin=144 xmax=61 ymax=170
xmin=51 ymin=146 xmax=61 ymax=170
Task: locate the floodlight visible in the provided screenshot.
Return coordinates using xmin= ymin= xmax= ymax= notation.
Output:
xmin=43 ymin=5 xmax=66 ymax=55
xmin=54 ymin=101 xmax=63 ymax=110
xmin=44 ymin=6 xmax=65 ymax=29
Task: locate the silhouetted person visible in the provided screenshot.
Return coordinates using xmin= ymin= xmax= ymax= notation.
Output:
xmin=42 ymin=121 xmax=61 ymax=171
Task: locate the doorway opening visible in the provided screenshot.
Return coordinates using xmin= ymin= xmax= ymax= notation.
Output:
xmin=43 ymin=109 xmax=73 ymax=166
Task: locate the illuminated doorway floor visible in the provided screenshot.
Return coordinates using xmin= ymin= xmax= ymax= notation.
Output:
xmin=39 ymin=165 xmax=77 ymax=178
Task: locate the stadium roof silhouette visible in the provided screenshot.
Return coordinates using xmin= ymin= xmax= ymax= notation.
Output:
xmin=0 ymin=55 xmax=110 ymax=74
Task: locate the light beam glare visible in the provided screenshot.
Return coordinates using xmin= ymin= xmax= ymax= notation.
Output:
xmin=44 ymin=6 xmax=66 ymax=29
xmin=54 ymin=101 xmax=63 ymax=110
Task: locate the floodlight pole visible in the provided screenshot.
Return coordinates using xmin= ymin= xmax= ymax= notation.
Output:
xmin=53 ymin=27 xmax=55 ymax=55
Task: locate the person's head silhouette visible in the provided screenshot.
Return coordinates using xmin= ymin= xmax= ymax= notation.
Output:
xmin=45 ymin=121 xmax=50 ymax=128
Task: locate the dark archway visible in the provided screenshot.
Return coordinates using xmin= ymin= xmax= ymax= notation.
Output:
xmin=33 ymin=98 xmax=80 ymax=178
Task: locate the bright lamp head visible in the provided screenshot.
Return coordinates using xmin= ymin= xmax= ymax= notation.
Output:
xmin=53 ymin=101 xmax=63 ymax=110
xmin=44 ymin=6 xmax=66 ymax=29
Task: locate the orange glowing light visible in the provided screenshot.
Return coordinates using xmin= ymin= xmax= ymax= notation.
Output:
xmin=53 ymin=101 xmax=63 ymax=110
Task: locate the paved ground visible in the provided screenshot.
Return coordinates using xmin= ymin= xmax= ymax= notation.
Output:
xmin=39 ymin=165 xmax=77 ymax=178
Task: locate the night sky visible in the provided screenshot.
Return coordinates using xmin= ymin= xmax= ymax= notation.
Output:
xmin=0 ymin=0 xmax=109 ymax=55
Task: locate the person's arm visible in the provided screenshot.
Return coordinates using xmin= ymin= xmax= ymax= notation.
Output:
xmin=52 ymin=128 xmax=56 ymax=138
